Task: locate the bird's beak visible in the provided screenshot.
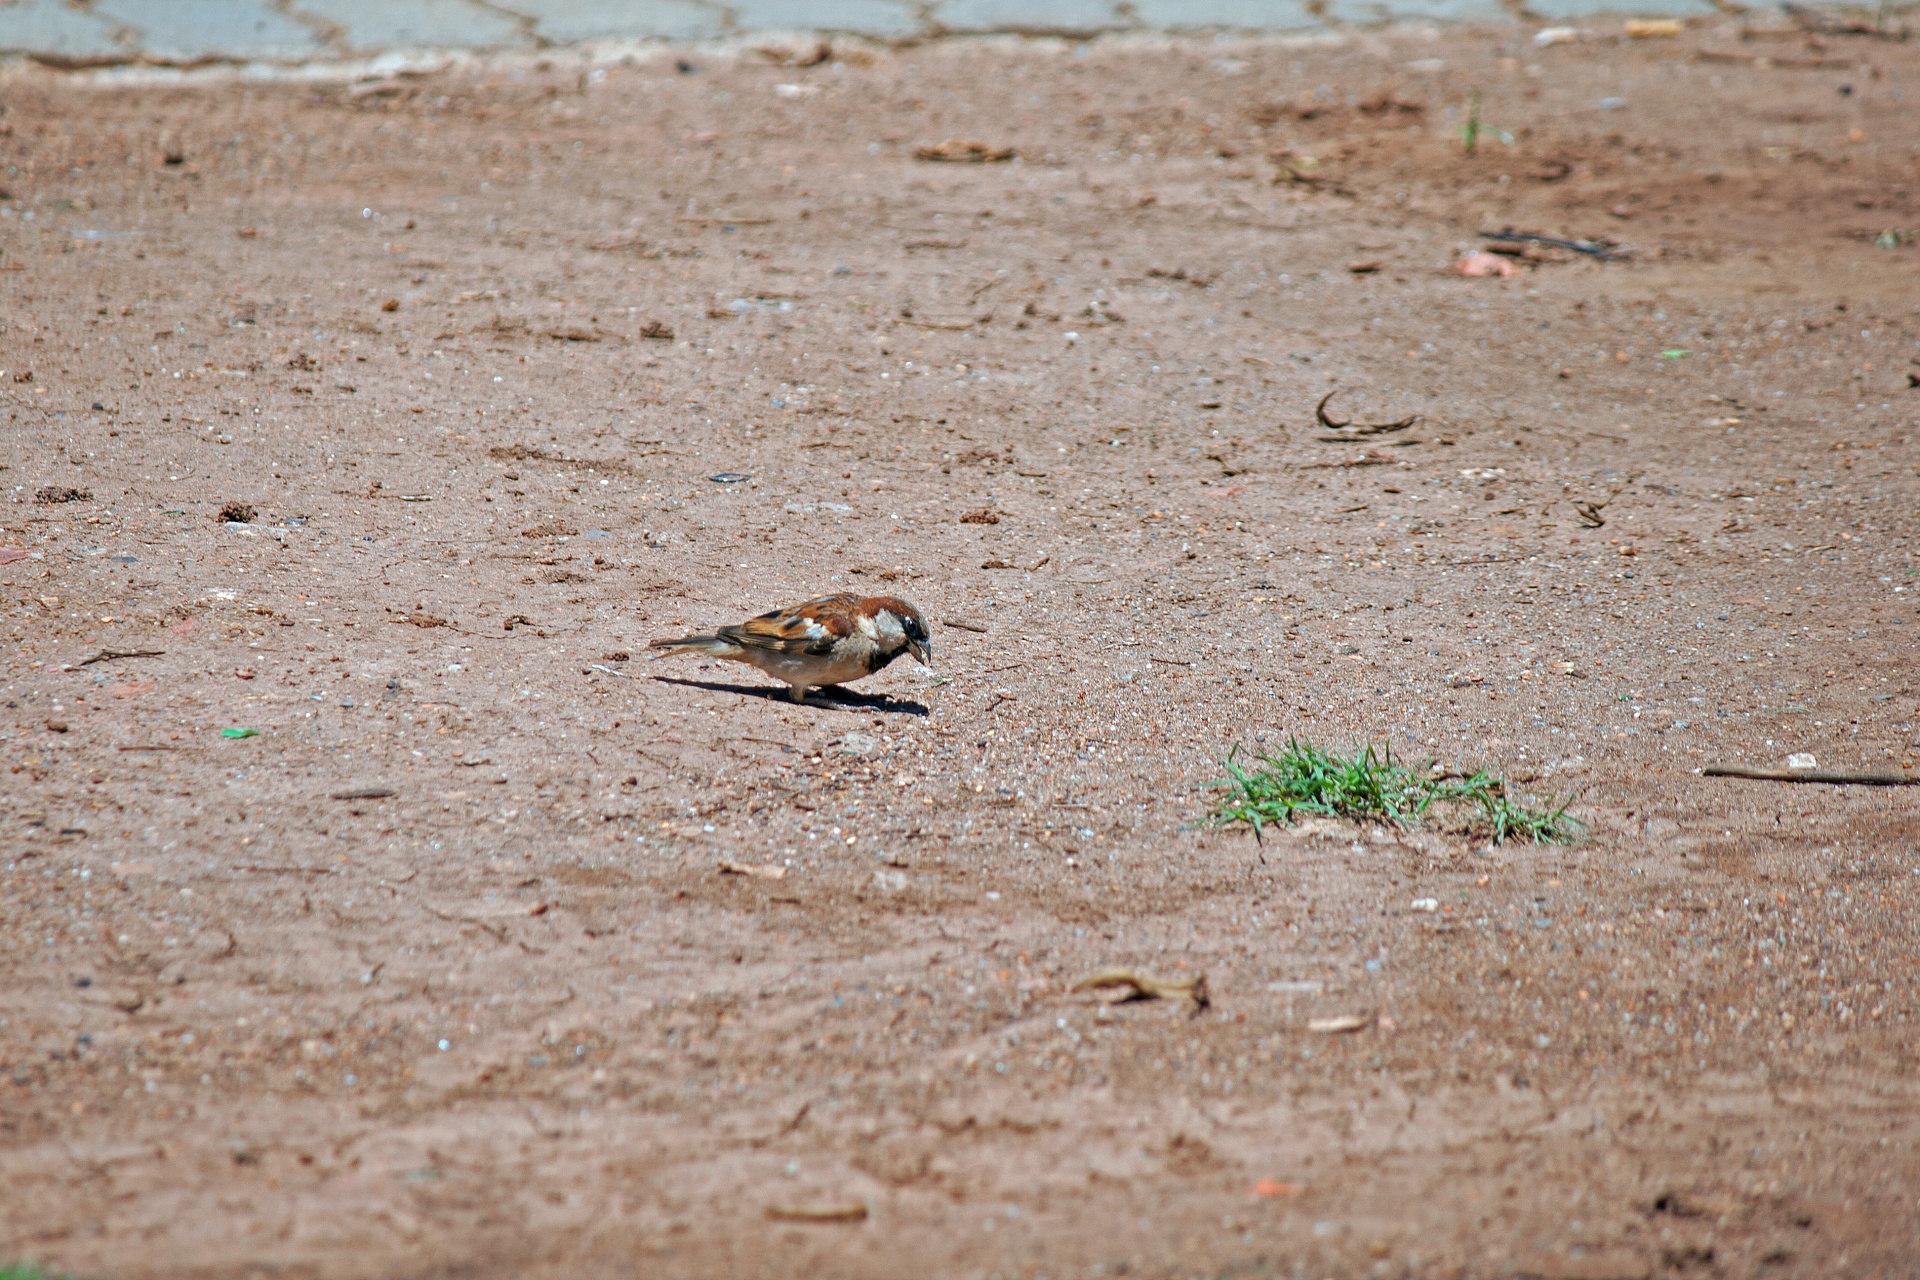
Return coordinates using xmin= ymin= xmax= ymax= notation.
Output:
xmin=908 ymin=637 xmax=933 ymax=668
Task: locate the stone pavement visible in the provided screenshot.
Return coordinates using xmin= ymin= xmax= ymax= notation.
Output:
xmin=3 ymin=0 xmax=1724 ymax=65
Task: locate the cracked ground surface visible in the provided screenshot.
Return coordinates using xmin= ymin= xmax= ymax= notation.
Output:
xmin=1 ymin=24 xmax=1918 ymax=1280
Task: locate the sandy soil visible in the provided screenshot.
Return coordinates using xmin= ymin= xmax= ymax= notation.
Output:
xmin=2 ymin=21 xmax=1918 ymax=1279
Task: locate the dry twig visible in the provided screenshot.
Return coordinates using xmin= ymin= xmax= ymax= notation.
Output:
xmin=1703 ymin=764 xmax=1919 ymax=787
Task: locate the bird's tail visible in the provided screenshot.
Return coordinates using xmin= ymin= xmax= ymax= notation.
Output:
xmin=648 ymin=634 xmax=741 ymax=659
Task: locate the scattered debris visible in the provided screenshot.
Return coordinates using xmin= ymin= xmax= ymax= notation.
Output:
xmin=1570 ymin=471 xmax=1636 ymax=528
xmin=546 ymin=327 xmax=601 ymax=343
xmin=1781 ymin=2 xmax=1898 ymax=36
xmin=639 ymin=319 xmax=675 ymax=340
xmin=1308 ymin=1013 xmax=1373 ymax=1034
xmin=1410 ymin=897 xmax=1440 ymax=912
xmin=218 ymin=501 xmax=256 ymax=524
xmin=1303 ymin=450 xmax=1402 ymax=469
xmin=35 ymin=486 xmax=91 ymax=504
xmin=765 ymin=1203 xmax=868 ymax=1223
xmin=1252 ymin=1179 xmax=1305 ymax=1197
xmin=74 ymin=648 xmax=164 ymax=667
xmin=1453 ymin=250 xmax=1521 ymax=278
xmin=390 ymin=610 xmax=449 ymax=628
xmin=959 ymin=508 xmax=1002 ymax=525
xmin=709 ymin=472 xmax=752 ymax=483
xmin=332 ymin=788 xmax=395 ymax=800
xmin=220 ymin=728 xmax=260 ymax=739
xmin=914 ymin=139 xmax=1014 ymax=163
xmin=720 ymin=861 xmax=789 ymax=879
xmin=1703 ymin=764 xmax=1919 ymax=786
xmin=1073 ymin=967 xmax=1211 ymax=1013
xmin=1271 ymin=158 xmax=1353 ymax=195
xmin=753 ymin=39 xmax=834 ymax=67
xmin=1357 ymin=93 xmax=1424 ymax=116
xmin=1314 ymin=389 xmax=1418 ymax=436
xmin=520 ymin=520 xmax=579 ymax=539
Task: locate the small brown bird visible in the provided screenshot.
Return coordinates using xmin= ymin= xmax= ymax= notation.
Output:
xmin=649 ymin=593 xmax=933 ymax=701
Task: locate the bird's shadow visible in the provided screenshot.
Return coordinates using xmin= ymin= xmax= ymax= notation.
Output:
xmin=647 ymin=675 xmax=929 ymax=717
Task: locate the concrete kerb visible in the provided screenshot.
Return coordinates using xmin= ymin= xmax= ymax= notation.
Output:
xmin=0 ymin=0 xmax=1797 ymax=74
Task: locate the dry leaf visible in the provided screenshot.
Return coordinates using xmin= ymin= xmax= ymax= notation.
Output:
xmin=1308 ymin=1013 xmax=1372 ymax=1034
xmin=720 ymin=861 xmax=788 ymax=880
xmin=1073 ymin=968 xmax=1211 ymax=1011
xmin=914 ymin=139 xmax=1014 ymax=163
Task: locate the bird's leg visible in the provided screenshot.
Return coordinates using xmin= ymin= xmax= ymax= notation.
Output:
xmin=787 ymin=684 xmax=810 ymax=702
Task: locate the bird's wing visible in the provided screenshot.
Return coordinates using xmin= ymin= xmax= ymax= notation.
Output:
xmin=719 ymin=595 xmax=860 ymax=658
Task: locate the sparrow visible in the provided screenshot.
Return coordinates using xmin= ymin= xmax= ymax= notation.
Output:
xmin=648 ymin=593 xmax=933 ymax=701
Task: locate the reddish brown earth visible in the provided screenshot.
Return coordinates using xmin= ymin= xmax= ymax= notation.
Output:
xmin=2 ymin=22 xmax=1918 ymax=1279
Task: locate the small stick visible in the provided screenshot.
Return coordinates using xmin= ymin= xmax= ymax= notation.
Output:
xmin=1703 ymin=765 xmax=1919 ymax=787
xmin=332 ymin=788 xmax=396 ymax=800
xmin=766 ymin=1203 xmax=868 ymax=1223
xmin=941 ymin=618 xmax=989 ymax=633
xmin=75 ymin=648 xmax=165 ymax=667
xmin=1479 ymin=229 xmax=1622 ymax=260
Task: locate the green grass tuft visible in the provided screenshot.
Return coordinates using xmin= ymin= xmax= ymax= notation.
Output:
xmin=2 ymin=1265 xmax=65 ymax=1280
xmin=1207 ymin=738 xmax=1578 ymax=845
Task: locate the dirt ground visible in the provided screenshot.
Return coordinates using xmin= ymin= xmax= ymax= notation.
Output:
xmin=2 ymin=19 xmax=1918 ymax=1279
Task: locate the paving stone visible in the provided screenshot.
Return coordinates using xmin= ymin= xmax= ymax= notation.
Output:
xmin=932 ymin=0 xmax=1126 ymax=33
xmin=89 ymin=0 xmax=326 ymax=60
xmin=1526 ymin=0 xmax=1716 ymax=17
xmin=724 ymin=0 xmax=925 ymax=36
xmin=1321 ymin=0 xmax=1512 ymax=25
xmin=0 ymin=0 xmax=1750 ymax=64
xmin=0 ymin=0 xmax=127 ymax=61
xmin=290 ymin=0 xmax=535 ymax=53
xmin=1127 ymin=0 xmax=1323 ymax=29
xmin=496 ymin=0 xmax=726 ymax=43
